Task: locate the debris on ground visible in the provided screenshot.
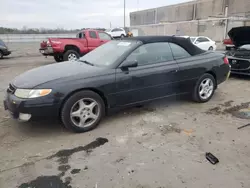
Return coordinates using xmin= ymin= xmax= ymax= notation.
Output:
xmin=158 ymin=124 xmax=181 ymax=135
xmin=206 ymin=102 xmax=250 ymax=119
xmin=238 ymin=123 xmax=250 ymax=130
xmin=224 ymin=102 xmax=250 ymax=118
xmin=183 ymin=129 xmax=194 ymax=136
xmin=205 ymin=152 xmax=219 ymax=165
xmin=206 ymin=106 xmax=223 ymax=115
xmin=220 ymin=100 xmax=234 ymax=107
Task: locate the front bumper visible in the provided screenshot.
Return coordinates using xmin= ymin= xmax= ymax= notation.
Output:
xmin=3 ymin=90 xmax=60 ymax=121
xmin=228 ymin=56 xmax=250 ymax=75
xmin=39 ymin=47 xmax=54 ymax=56
xmin=2 ymin=49 xmax=11 ymax=56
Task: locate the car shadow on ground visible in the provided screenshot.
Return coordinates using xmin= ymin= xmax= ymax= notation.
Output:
xmin=9 ymin=95 xmax=190 ymax=136
xmin=230 ymin=74 xmax=250 ymax=81
xmin=103 ymin=95 xmax=191 ymax=122
xmin=13 ymin=118 xmax=71 ymax=137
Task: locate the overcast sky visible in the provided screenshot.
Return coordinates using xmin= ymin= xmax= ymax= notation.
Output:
xmin=0 ymin=0 xmax=190 ymax=29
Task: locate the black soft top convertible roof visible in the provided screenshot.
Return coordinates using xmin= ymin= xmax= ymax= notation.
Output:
xmin=124 ymin=36 xmax=205 ymax=56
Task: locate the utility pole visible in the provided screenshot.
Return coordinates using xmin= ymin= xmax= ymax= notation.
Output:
xmin=124 ymin=0 xmax=126 ymax=28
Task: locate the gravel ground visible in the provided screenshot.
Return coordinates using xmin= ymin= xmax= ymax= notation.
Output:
xmin=0 ymin=56 xmax=250 ymax=188
xmin=6 ymin=42 xmax=41 ymax=58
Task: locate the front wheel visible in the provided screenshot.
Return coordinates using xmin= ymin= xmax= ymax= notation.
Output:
xmin=61 ymin=90 xmax=105 ymax=133
xmin=120 ymin=34 xmax=125 ymax=38
xmin=192 ymin=73 xmax=216 ymax=103
xmin=63 ymin=50 xmax=80 ymax=61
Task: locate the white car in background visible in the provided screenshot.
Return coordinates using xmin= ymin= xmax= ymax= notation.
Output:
xmin=105 ymin=28 xmax=127 ymax=38
xmin=190 ymin=36 xmax=217 ymax=51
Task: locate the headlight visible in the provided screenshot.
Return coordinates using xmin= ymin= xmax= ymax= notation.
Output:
xmin=14 ymin=89 xmax=52 ymax=99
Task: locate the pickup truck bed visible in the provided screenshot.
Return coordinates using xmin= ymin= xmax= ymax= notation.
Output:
xmin=40 ymin=30 xmax=112 ymax=62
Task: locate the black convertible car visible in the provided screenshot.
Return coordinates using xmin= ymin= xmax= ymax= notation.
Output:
xmin=227 ymin=26 xmax=250 ymax=75
xmin=4 ymin=36 xmax=230 ymax=132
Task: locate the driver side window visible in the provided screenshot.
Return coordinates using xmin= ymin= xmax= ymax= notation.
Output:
xmin=126 ymin=42 xmax=174 ymax=66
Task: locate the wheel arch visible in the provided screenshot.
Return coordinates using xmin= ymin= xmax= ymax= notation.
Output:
xmin=64 ymin=45 xmax=80 ymax=54
xmin=59 ymin=88 xmax=108 ymax=116
xmin=205 ymin=70 xmax=217 ymax=88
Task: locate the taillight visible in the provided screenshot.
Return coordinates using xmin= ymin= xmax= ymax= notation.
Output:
xmin=224 ymin=57 xmax=229 ymax=64
xmin=47 ymin=41 xmax=51 ymax=47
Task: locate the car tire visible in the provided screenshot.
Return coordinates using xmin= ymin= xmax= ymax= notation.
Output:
xmin=54 ymin=55 xmax=63 ymax=62
xmin=208 ymin=46 xmax=213 ymax=50
xmin=63 ymin=50 xmax=80 ymax=61
xmin=121 ymin=34 xmax=125 ymax=38
xmin=61 ymin=90 xmax=105 ymax=133
xmin=0 ymin=51 xmax=3 ymax=59
xmin=192 ymin=73 xmax=216 ymax=103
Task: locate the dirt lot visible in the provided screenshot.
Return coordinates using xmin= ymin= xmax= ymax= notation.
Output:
xmin=0 ymin=55 xmax=250 ymax=188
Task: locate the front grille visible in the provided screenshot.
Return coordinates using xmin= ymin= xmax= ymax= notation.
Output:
xmin=229 ymin=59 xmax=250 ymax=70
xmin=7 ymin=84 xmax=16 ymax=94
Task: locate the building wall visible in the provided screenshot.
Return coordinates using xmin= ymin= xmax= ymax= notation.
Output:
xmin=130 ymin=0 xmax=249 ymax=26
xmin=130 ymin=18 xmax=245 ymax=44
xmin=228 ymin=0 xmax=250 ymax=16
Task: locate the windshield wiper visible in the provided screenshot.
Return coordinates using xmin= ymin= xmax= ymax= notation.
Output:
xmin=78 ymin=59 xmax=94 ymax=66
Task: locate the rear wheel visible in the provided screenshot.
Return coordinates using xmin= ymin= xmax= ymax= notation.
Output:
xmin=0 ymin=51 xmax=3 ymax=59
xmin=61 ymin=90 xmax=105 ymax=133
xmin=121 ymin=34 xmax=125 ymax=38
xmin=192 ymin=73 xmax=216 ymax=103
xmin=208 ymin=46 xmax=213 ymax=50
xmin=63 ymin=50 xmax=80 ymax=61
xmin=54 ymin=55 xmax=63 ymax=62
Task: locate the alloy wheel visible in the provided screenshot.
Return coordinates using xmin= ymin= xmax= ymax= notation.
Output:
xmin=70 ymin=98 xmax=100 ymax=128
xmin=68 ymin=53 xmax=78 ymax=61
xmin=199 ymin=78 xmax=214 ymax=100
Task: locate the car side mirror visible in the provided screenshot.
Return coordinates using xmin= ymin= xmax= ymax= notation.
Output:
xmin=120 ymin=60 xmax=138 ymax=69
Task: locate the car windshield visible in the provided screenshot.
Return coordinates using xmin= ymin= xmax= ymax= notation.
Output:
xmin=79 ymin=40 xmax=138 ymax=67
xmin=190 ymin=37 xmax=196 ymax=43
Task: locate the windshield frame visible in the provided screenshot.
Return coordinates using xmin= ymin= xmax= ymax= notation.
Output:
xmin=79 ymin=40 xmax=142 ymax=69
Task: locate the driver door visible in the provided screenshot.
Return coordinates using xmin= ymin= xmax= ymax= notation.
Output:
xmin=111 ymin=42 xmax=179 ymax=107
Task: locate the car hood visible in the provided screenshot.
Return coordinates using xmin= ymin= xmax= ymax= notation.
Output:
xmin=228 ymin=26 xmax=250 ymax=47
xmin=12 ymin=61 xmax=105 ymax=88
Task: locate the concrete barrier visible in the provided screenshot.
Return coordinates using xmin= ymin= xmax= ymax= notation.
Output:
xmin=0 ymin=33 xmax=76 ymax=43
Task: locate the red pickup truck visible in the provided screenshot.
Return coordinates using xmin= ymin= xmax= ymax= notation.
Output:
xmin=40 ymin=29 xmax=112 ymax=62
